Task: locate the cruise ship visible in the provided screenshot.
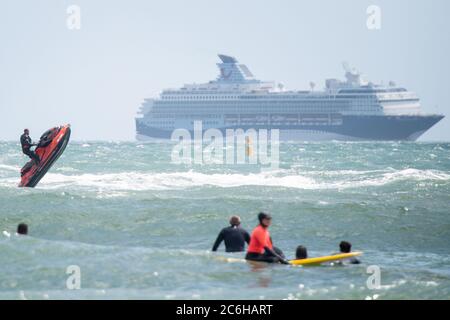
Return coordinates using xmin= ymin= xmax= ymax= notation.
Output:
xmin=136 ymin=54 xmax=444 ymax=141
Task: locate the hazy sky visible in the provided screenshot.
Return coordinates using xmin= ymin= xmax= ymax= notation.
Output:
xmin=1 ymin=0 xmax=449 ymax=141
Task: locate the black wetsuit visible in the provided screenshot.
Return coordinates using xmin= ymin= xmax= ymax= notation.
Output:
xmin=348 ymin=257 xmax=361 ymax=264
xmin=212 ymin=225 xmax=250 ymax=253
xmin=245 ymin=246 xmax=286 ymax=263
xmin=20 ymin=133 xmax=39 ymax=163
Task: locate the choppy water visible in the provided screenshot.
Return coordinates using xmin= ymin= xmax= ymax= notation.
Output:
xmin=0 ymin=141 xmax=449 ymax=300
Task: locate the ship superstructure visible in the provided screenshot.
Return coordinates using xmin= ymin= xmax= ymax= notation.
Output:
xmin=136 ymin=54 xmax=444 ymax=141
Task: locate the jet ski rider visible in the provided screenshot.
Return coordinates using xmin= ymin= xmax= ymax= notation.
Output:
xmin=20 ymin=129 xmax=40 ymax=163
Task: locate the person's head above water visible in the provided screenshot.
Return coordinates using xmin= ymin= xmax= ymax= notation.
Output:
xmin=24 ymin=129 xmax=29 ymax=135
xmin=17 ymin=223 xmax=28 ymax=235
xmin=339 ymin=241 xmax=352 ymax=253
xmin=229 ymin=215 xmax=241 ymax=227
xmin=296 ymin=245 xmax=308 ymax=259
xmin=258 ymin=212 xmax=272 ymax=227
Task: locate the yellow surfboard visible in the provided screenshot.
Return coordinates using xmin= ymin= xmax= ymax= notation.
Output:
xmin=289 ymin=252 xmax=362 ymax=266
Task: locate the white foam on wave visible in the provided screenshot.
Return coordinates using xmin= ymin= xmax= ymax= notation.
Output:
xmin=55 ymin=166 xmax=79 ymax=173
xmin=1 ymin=166 xmax=448 ymax=191
xmin=377 ymin=168 xmax=450 ymax=183
xmin=31 ymin=168 xmax=450 ymax=191
xmin=37 ymin=170 xmax=317 ymax=191
xmin=298 ymin=169 xmax=387 ymax=177
xmin=330 ymin=168 xmax=450 ymax=189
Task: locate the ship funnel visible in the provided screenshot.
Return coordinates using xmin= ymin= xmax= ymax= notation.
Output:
xmin=215 ymin=54 xmax=257 ymax=83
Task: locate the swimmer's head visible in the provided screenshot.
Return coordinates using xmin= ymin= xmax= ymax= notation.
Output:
xmin=296 ymin=245 xmax=308 ymax=259
xmin=229 ymin=216 xmax=241 ymax=227
xmin=339 ymin=241 xmax=352 ymax=253
xmin=17 ymin=223 xmax=28 ymax=235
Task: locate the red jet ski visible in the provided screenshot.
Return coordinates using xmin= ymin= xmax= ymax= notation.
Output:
xmin=19 ymin=124 xmax=71 ymax=187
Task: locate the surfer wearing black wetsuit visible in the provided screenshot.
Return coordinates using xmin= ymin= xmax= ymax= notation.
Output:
xmin=20 ymin=129 xmax=39 ymax=163
xmin=212 ymin=216 xmax=251 ymax=253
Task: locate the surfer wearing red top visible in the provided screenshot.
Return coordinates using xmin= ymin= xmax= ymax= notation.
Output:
xmin=245 ymin=212 xmax=289 ymax=264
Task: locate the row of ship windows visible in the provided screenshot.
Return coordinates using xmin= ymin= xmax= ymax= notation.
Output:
xmin=145 ymin=121 xmax=220 ymax=128
xmin=147 ymin=121 xmax=174 ymax=126
xmin=162 ymin=96 xmax=239 ymax=100
xmin=159 ymin=99 xmax=351 ymax=104
xmin=147 ymin=120 xmax=218 ymax=124
xmin=151 ymin=107 xmax=379 ymax=115
xmin=149 ymin=115 xmax=343 ymax=119
xmin=154 ymin=106 xmax=351 ymax=111
xmin=151 ymin=114 xmax=222 ymax=119
xmin=161 ymin=95 xmax=382 ymax=101
xmin=155 ymin=106 xmax=353 ymax=111
xmin=145 ymin=121 xmax=343 ymax=129
xmin=193 ymin=121 xmax=219 ymax=125
xmin=156 ymin=102 xmax=378 ymax=108
xmin=154 ymin=105 xmax=352 ymax=110
xmin=149 ymin=114 xmax=343 ymax=120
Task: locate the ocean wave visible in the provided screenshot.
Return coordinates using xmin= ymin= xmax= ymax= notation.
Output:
xmin=0 ymin=168 xmax=445 ymax=191
xmin=32 ymin=170 xmax=316 ymax=191
xmin=0 ymin=164 xmax=21 ymax=172
xmin=55 ymin=166 xmax=80 ymax=173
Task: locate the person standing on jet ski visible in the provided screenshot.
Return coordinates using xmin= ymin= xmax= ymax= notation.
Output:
xmin=20 ymin=129 xmax=40 ymax=163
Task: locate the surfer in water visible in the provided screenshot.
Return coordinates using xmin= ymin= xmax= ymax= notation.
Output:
xmin=17 ymin=223 xmax=28 ymax=235
xmin=295 ymin=245 xmax=308 ymax=260
xmin=20 ymin=129 xmax=40 ymax=163
xmin=337 ymin=241 xmax=360 ymax=264
xmin=245 ymin=212 xmax=289 ymax=264
xmin=212 ymin=216 xmax=250 ymax=253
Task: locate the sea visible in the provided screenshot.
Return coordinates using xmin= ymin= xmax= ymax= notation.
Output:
xmin=0 ymin=141 xmax=449 ymax=300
